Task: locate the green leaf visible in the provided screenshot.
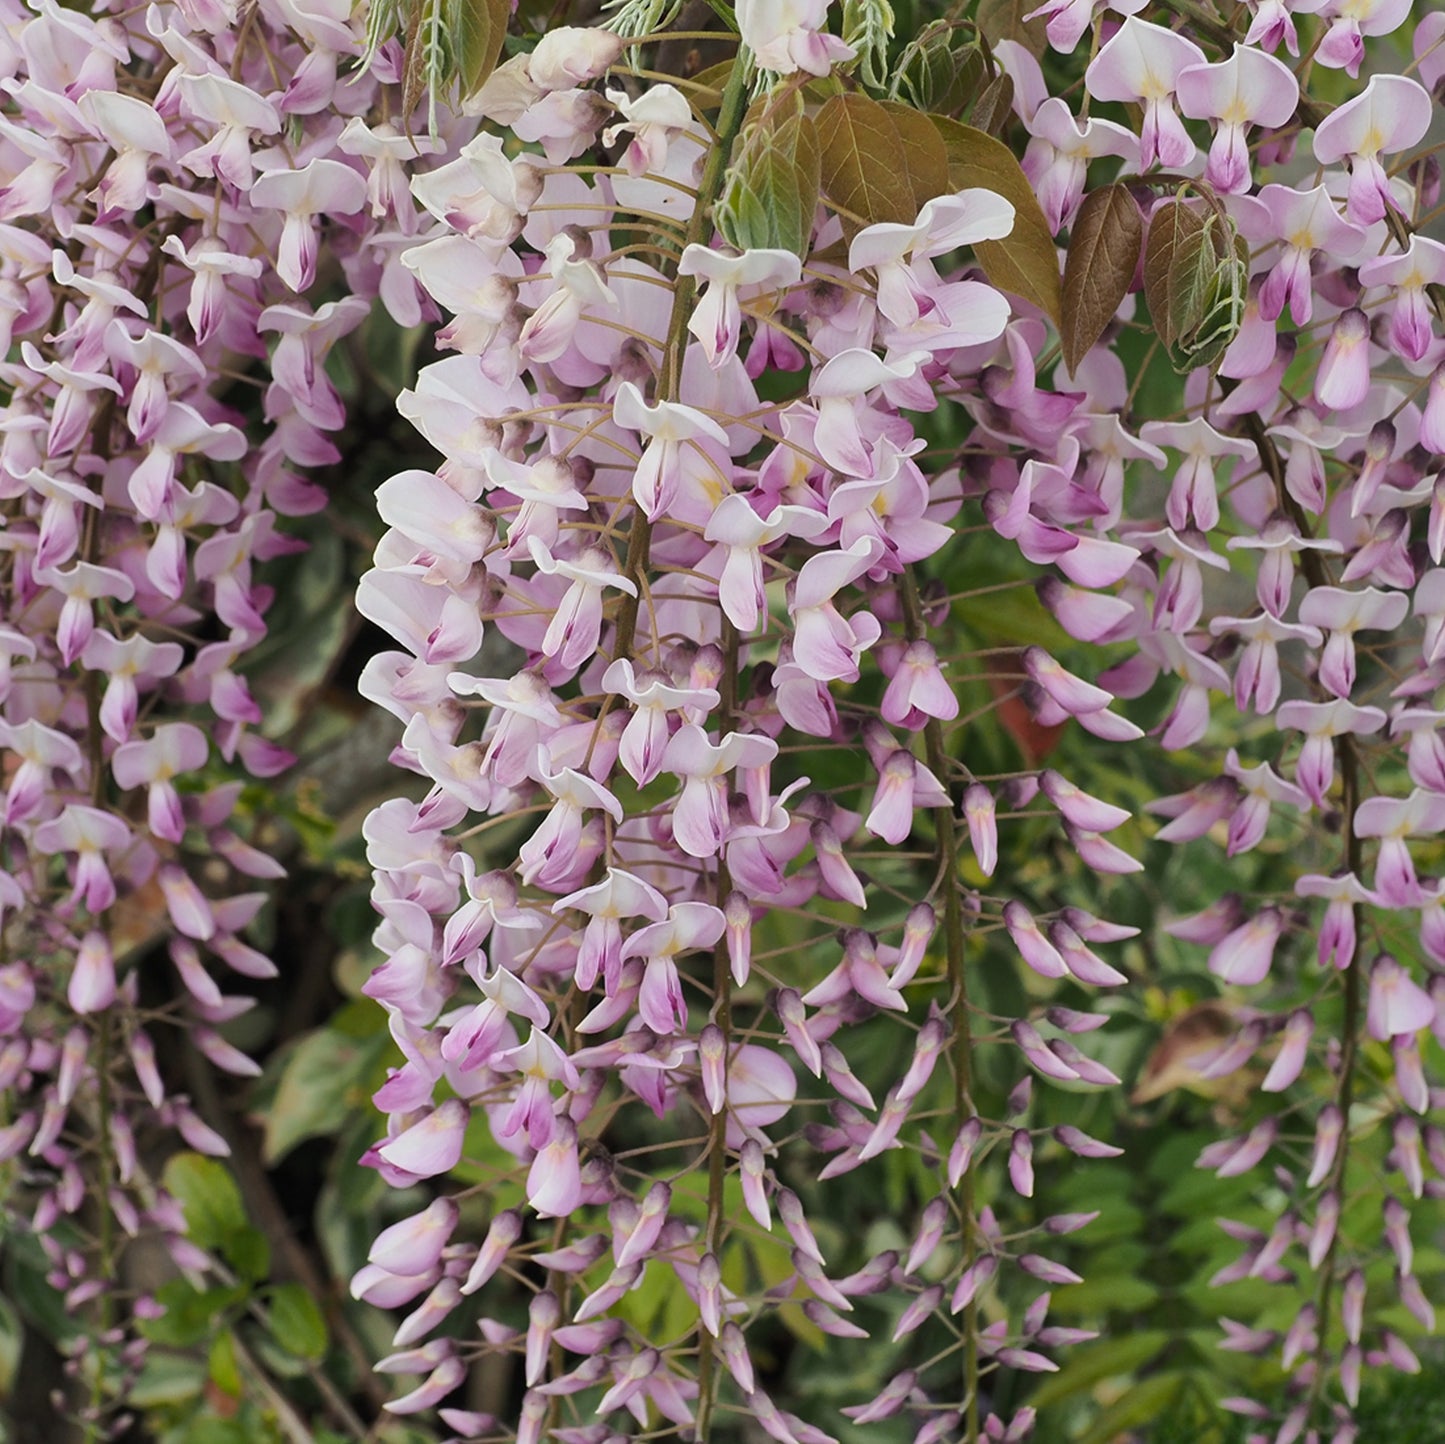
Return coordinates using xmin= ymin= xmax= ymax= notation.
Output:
xmin=1028 ymin=1330 xmax=1172 ymax=1410
xmin=1182 ymin=221 xmax=1249 ymax=372
xmin=716 ymin=90 xmax=822 ymax=259
xmin=686 ymin=60 xmax=733 ymax=108
xmin=361 ymin=0 xmax=402 ymax=73
xmin=1047 ymin=1272 xmax=1161 ymax=1315
xmin=0 ymin=1295 xmax=20 ymax=1399
xmin=162 ymin=1154 xmax=247 ymax=1253
xmin=449 ymin=0 xmax=509 ymax=98
xmin=893 ymin=23 xmax=986 ymax=119
xmin=1082 ymin=1372 xmax=1196 ymax=1443
xmin=816 ymin=93 xmax=920 ymax=240
xmin=1061 ymin=183 xmax=1142 ymax=372
xmin=141 ymin=1281 xmax=248 ymax=1348
xmin=842 ymin=0 xmax=896 ymax=91
xmin=129 ymin=1353 xmax=208 ymax=1410
xmin=208 ymin=1330 xmax=243 ymax=1398
xmin=263 ymin=1026 xmax=389 ymax=1165
xmin=929 ymin=116 xmax=1062 ymax=325
xmin=226 ymin=1226 xmax=272 ymax=1285
xmin=267 ymin=1283 xmax=328 ymax=1361
xmin=182 ymin=1419 xmax=252 ymax=1444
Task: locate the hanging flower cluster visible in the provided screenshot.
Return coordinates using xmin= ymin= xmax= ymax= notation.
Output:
xmin=1053 ymin=13 xmax=1445 ymax=1442
xmin=356 ymin=13 xmax=1157 ymax=1442
xmin=0 ymin=0 xmax=454 ymax=1431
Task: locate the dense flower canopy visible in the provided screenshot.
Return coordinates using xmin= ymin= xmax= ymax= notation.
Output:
xmin=1 ymin=0 xmax=1444 ymax=1441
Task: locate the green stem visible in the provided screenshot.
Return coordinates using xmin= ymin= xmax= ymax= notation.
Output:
xmin=83 ymin=1011 xmax=115 ymax=1444
xmin=1245 ymin=413 xmax=1362 ymax=1424
xmin=902 ymin=569 xmax=978 ymax=1442
xmin=82 ymin=381 xmax=117 ymax=1444
xmin=1308 ymin=735 xmax=1363 ymax=1418
xmin=589 ymin=39 xmax=753 ymax=1435
xmin=611 ymin=48 xmax=752 ymax=660
xmin=695 ymin=617 xmax=738 ymax=1439
xmin=1164 ymin=0 xmax=1236 ymax=49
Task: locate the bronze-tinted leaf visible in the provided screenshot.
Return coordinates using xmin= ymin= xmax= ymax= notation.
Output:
xmin=969 ymin=70 xmax=1015 ymax=138
xmin=401 ymin=0 xmax=426 ymax=126
xmin=930 ymin=116 xmax=1062 ymax=325
xmin=1061 ymin=183 xmax=1142 ymax=373
xmin=687 ymin=60 xmax=734 ymax=108
xmin=816 ymin=93 xmax=919 ymax=239
xmin=975 ymin=0 xmax=1048 ymax=57
xmin=1131 ymin=1001 xmax=1254 ymax=1106
xmin=716 ymin=91 xmax=822 ymax=259
xmin=1143 ymin=197 xmax=1250 ymax=374
xmin=1142 ymin=197 xmax=1208 ymax=354
xmin=878 ymin=100 xmax=951 ymax=209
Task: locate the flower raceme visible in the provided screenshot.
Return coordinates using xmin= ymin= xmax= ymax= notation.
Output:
xmin=352 ymin=12 xmax=1167 ymax=1443
xmin=0 ymin=0 xmax=464 ymax=1432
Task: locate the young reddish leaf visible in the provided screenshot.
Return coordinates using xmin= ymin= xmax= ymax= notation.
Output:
xmin=816 ymin=93 xmax=919 ymax=239
xmin=879 ymin=101 xmax=952 ymax=209
xmin=930 ymin=116 xmax=1063 ymax=326
xmin=1130 ymin=1001 xmax=1253 ymax=1105
xmin=988 ymin=649 xmax=1064 ymax=763
xmin=1061 ymin=183 xmax=1143 ymax=372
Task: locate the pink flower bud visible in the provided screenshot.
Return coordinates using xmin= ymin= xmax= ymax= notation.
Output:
xmin=68 ymin=933 xmax=115 ymax=1014
xmin=951 ymin=1255 xmax=997 ymax=1313
xmin=963 ymin=783 xmax=997 ymax=876
xmin=370 ymin=1197 xmax=459 ymax=1278
xmin=1009 ymin=1129 xmax=1035 ymax=1197
xmin=891 ymin=1284 xmax=943 ymax=1341
xmin=1308 ymin=1192 xmax=1339 ymax=1269
xmin=1018 ymin=1254 xmax=1083 ymax=1286
xmin=949 ymin=1117 xmax=984 ymax=1185
xmin=740 ymin=1138 xmax=770 ymax=1230
xmin=378 ymin=1100 xmax=468 ymax=1180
